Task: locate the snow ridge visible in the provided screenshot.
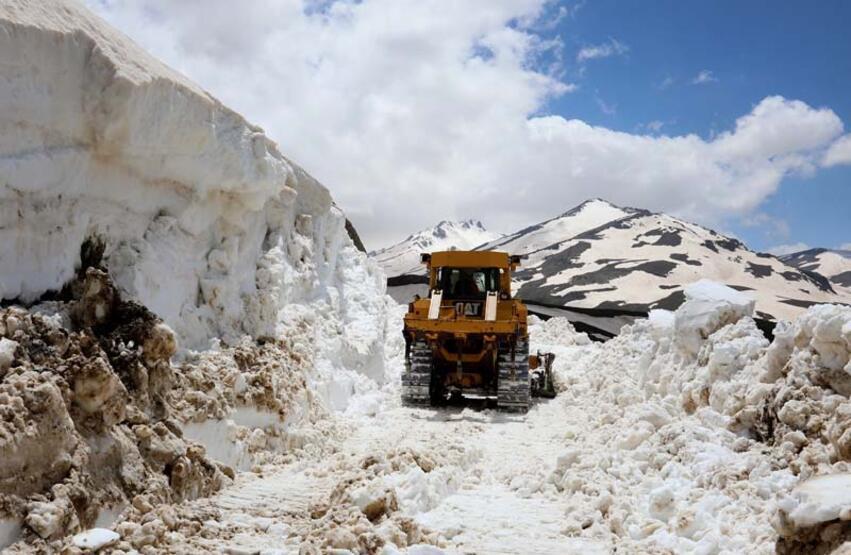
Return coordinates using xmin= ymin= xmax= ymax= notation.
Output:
xmin=477 ymin=198 xmax=633 ymax=259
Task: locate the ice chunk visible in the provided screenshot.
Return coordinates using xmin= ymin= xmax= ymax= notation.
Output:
xmin=784 ymin=473 xmax=851 ymax=528
xmin=0 ymin=337 xmax=16 ymax=372
xmin=675 ymin=280 xmax=755 ymax=355
xmin=648 ymin=309 xmax=675 ymax=330
xmin=407 ymin=546 xmax=447 ymax=555
xmin=72 ymin=528 xmax=119 ymax=550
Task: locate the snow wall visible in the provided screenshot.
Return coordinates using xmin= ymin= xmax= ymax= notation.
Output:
xmin=0 ymin=1 xmax=394 ymax=548
xmin=0 ymin=0 xmax=389 ymax=361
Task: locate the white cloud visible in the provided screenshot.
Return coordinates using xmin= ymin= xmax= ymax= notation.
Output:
xmin=822 ymin=134 xmax=851 ymax=167
xmin=840 ymin=243 xmax=851 ymax=251
xmin=766 ymin=242 xmax=810 ymax=256
xmin=84 ymin=1 xmax=847 ymax=249
xmin=576 ymin=38 xmax=629 ymax=63
xmin=691 ymin=69 xmax=718 ymax=85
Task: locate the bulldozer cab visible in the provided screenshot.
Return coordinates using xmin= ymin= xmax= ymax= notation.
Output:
xmin=424 ymin=251 xmax=518 ymax=300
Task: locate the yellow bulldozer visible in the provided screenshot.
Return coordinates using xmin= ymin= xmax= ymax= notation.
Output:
xmin=401 ymin=250 xmax=555 ymax=412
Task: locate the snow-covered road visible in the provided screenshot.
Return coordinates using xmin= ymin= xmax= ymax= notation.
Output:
xmin=148 ymin=396 xmax=609 ymax=554
xmin=90 ymin=290 xmax=851 ymax=554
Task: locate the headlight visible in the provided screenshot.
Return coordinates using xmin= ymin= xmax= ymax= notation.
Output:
xmin=499 ymin=292 xmax=510 ymax=300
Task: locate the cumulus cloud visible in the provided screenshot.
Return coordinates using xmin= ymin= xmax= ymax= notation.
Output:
xmin=576 ymin=38 xmax=629 ymax=62
xmin=822 ymin=134 xmax=851 ymax=167
xmin=691 ymin=69 xmax=718 ymax=85
xmin=85 ymin=0 xmax=848 ymax=249
xmin=767 ymin=242 xmax=810 ymax=256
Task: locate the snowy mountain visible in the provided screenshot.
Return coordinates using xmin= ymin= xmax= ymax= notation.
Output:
xmin=371 ymin=219 xmax=501 ymax=278
xmin=380 ymin=199 xmax=844 ymax=325
xmin=780 ymin=248 xmax=851 ymax=289
xmin=512 ymin=202 xmax=840 ymax=321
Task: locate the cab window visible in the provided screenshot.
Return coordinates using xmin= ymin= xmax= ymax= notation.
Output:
xmin=437 ymin=267 xmax=500 ymax=300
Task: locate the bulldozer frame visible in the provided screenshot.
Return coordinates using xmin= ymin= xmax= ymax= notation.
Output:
xmin=401 ymin=250 xmax=555 ymax=411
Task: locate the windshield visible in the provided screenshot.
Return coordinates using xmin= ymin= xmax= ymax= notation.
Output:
xmin=436 ymin=267 xmax=500 ymax=300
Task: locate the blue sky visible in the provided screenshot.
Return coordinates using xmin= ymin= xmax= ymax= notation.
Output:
xmin=536 ymin=0 xmax=850 ymax=252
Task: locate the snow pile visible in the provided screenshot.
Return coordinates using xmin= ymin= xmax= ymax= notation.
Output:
xmin=674 ymin=279 xmax=756 ymax=355
xmin=39 ymin=277 xmax=846 ymax=553
xmin=0 ymin=265 xmax=371 ymax=551
xmin=0 ymin=0 xmax=395 ymax=550
xmin=531 ymin=281 xmax=851 ymax=552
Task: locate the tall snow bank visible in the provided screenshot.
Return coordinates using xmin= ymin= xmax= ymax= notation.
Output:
xmin=535 ymin=281 xmax=851 ymax=551
xmin=0 ymin=1 xmax=396 ymax=549
xmin=0 ymin=0 xmax=388 ymax=359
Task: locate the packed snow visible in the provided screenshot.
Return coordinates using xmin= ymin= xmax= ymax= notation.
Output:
xmin=780 ymin=474 xmax=851 ymax=528
xmin=0 ymin=0 xmax=387 ymax=354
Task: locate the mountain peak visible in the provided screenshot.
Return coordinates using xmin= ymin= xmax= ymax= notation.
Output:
xmin=568 ymin=197 xmax=616 ymax=211
xmin=370 ymin=218 xmax=502 ymax=276
xmin=557 ymin=198 xmax=647 ymax=220
xmin=430 ymin=219 xmax=487 ymax=239
xmin=434 ymin=218 xmax=485 ymax=230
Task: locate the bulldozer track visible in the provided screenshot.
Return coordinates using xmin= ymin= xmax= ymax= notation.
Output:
xmin=497 ymin=340 xmax=530 ymax=412
xmin=401 ymin=339 xmax=432 ymax=405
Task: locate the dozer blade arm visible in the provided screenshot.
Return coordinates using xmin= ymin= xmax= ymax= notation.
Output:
xmin=530 ymin=352 xmax=556 ymax=398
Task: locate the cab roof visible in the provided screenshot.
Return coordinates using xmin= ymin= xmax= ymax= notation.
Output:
xmin=426 ymin=250 xmax=511 ymax=269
